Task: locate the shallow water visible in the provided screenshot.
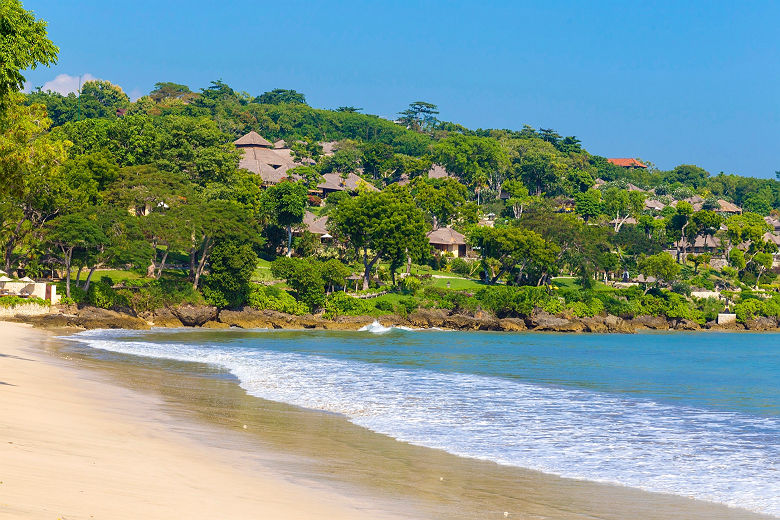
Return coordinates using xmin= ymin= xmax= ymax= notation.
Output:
xmin=64 ymin=328 xmax=780 ymax=517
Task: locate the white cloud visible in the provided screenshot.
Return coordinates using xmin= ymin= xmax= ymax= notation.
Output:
xmin=40 ymin=73 xmax=100 ymax=95
xmin=128 ymin=88 xmax=143 ymax=102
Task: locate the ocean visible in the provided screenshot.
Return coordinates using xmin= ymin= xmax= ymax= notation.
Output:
xmin=63 ymin=326 xmax=780 ymax=517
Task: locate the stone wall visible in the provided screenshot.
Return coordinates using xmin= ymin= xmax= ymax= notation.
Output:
xmin=0 ymin=303 xmax=52 ymax=318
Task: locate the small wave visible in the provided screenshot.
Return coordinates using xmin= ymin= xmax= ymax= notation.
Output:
xmin=66 ymin=329 xmax=780 ymax=516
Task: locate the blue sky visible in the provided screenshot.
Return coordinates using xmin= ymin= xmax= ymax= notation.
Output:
xmin=22 ymin=0 xmax=780 ymax=179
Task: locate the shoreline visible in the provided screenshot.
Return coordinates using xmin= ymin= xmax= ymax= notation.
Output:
xmin=7 ymin=303 xmax=780 ymax=333
xmin=0 ymin=322 xmax=417 ymax=520
xmin=4 ymin=321 xmax=774 ymax=519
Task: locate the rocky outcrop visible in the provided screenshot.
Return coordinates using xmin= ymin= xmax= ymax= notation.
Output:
xmin=744 ymin=316 xmax=778 ymax=331
xmin=12 ymin=307 xmax=149 ymax=330
xmin=673 ymin=319 xmax=701 ymax=331
xmin=143 ymin=308 xmax=184 ymax=328
xmin=528 ymin=310 xmax=584 ymax=332
xmin=629 ymin=315 xmax=670 ymax=330
xmin=406 ymin=309 xmax=449 ymax=328
xmin=171 ymin=304 xmax=218 ymax=327
xmin=497 ymin=318 xmax=526 ymax=331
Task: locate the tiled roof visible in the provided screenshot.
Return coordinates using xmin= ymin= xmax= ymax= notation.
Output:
xmin=607 ymin=158 xmax=647 ymax=168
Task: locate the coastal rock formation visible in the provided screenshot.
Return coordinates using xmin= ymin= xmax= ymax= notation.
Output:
xmin=12 ymin=307 xmax=149 ymax=330
xmin=744 ymin=316 xmax=778 ymax=331
xmin=406 ymin=309 xmax=449 ymax=328
xmin=673 ymin=319 xmax=701 ymax=331
xmin=144 ymin=308 xmax=184 ymax=328
xmin=529 ymin=310 xmax=584 ymax=332
xmin=171 ymin=304 xmax=218 ymax=327
xmin=497 ymin=318 xmax=526 ymax=331
xmin=629 ymin=315 xmax=670 ymax=330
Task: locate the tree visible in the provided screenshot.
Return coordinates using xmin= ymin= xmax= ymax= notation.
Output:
xmin=261 ymin=181 xmax=308 ymax=256
xmin=202 ymin=240 xmax=258 ymax=308
xmin=336 ymin=106 xmax=361 ymax=113
xmin=321 ymin=258 xmax=351 ymax=293
xmin=78 ymin=80 xmax=130 ymax=118
xmin=45 ymin=212 xmax=105 ymax=298
xmin=0 ymin=0 xmax=58 ymax=107
xmin=270 ymin=257 xmax=325 ymax=311
xmin=752 ymin=252 xmax=773 ymax=287
xmin=637 ymin=252 xmax=680 ymax=293
xmin=398 ymin=101 xmax=439 ymax=132
xmin=255 ymin=89 xmax=307 ymax=105
xmin=602 ymin=188 xmax=646 ymax=231
xmin=469 ymin=226 xmax=559 ymax=285
xmin=665 ymin=164 xmax=709 ymax=188
xmin=149 ymin=82 xmax=194 ymax=103
xmin=574 ymin=189 xmax=602 ymax=222
xmin=0 ymin=100 xmax=70 ymax=270
xmin=409 ymin=176 xmax=468 ymax=228
xmin=502 ymin=179 xmax=531 ymax=219
xmin=430 ymin=134 xmax=509 ymax=191
xmin=330 ymin=187 xmax=429 ymax=290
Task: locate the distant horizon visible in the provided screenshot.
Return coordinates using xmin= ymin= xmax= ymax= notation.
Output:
xmin=22 ymin=0 xmax=780 ymax=179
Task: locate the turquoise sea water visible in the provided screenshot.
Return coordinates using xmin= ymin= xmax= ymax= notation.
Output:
xmin=65 ymin=328 xmax=780 ymax=516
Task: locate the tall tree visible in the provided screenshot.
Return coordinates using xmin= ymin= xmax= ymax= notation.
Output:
xmin=261 ymin=181 xmax=308 ymax=256
xmin=0 ymin=0 xmax=58 ymax=108
xmin=330 ymin=187 xmax=429 ymax=290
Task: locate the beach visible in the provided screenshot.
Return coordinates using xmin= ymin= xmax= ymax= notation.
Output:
xmin=0 ymin=322 xmax=411 ymax=520
xmin=1 ymin=322 xmax=774 ymax=520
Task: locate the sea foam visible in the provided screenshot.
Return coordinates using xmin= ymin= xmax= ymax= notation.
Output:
xmin=65 ymin=329 xmax=780 ymax=517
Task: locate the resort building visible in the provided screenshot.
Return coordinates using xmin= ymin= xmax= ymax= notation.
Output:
xmin=607 ymin=158 xmax=647 ymax=169
xmin=317 ymin=172 xmax=379 ymax=197
xmin=235 ymin=131 xmax=297 ymax=185
xmin=427 ymin=227 xmax=468 ymax=257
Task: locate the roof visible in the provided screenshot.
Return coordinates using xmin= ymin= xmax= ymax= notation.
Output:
xmin=320 ymin=141 xmax=339 ymax=156
xmin=608 ymin=217 xmax=637 ymax=225
xmin=607 ymin=158 xmax=647 ymax=168
xmin=678 ymin=235 xmax=721 ymax=249
xmin=234 ymin=131 xmax=273 ymax=148
xmin=626 ymin=183 xmax=646 ymax=192
xmin=428 ymin=164 xmax=450 ymax=179
xmin=302 ymin=211 xmax=329 ymax=236
xmin=317 ymin=172 xmax=379 ymax=192
xmin=717 ymin=199 xmax=741 ymax=213
xmin=645 ymin=199 xmax=665 ymax=211
xmin=764 ymin=216 xmax=780 ymax=231
xmin=273 ymin=139 xmax=287 ymax=149
xmin=763 ymin=232 xmax=780 ymax=247
xmin=427 ymin=227 xmax=466 ymax=246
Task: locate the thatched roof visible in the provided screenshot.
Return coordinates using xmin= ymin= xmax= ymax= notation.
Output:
xmin=645 ymin=199 xmax=665 ymax=211
xmin=763 ymin=232 xmax=780 ymax=247
xmin=303 ymin=211 xmax=329 ymax=236
xmin=765 ymin=216 xmax=780 ymax=231
xmin=678 ymin=235 xmax=721 ymax=249
xmin=234 ymin=131 xmax=273 ymax=148
xmin=609 ymin=217 xmax=637 ymax=225
xmin=626 ymin=183 xmax=646 ymax=192
xmin=717 ymin=199 xmax=741 ymax=213
xmin=273 ymin=139 xmax=287 ymax=149
xmin=428 ymin=164 xmax=449 ymax=179
xmin=427 ymin=227 xmax=466 ymax=246
xmin=317 ymin=172 xmax=379 ymax=192
xmin=320 ymin=141 xmax=339 ymax=156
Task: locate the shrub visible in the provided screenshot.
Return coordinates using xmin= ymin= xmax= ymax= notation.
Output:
xmin=400 ymin=276 xmax=421 ymax=295
xmin=475 ymin=286 xmax=549 ymax=318
xmin=271 ymin=257 xmax=325 ymax=311
xmin=247 ymin=285 xmax=308 ymax=315
xmin=86 ymin=277 xmax=129 ymax=309
xmin=449 ymin=257 xmax=472 ymax=276
xmin=323 ymin=292 xmax=372 ymax=318
xmin=374 ymin=299 xmax=394 ymax=312
xmin=118 ymin=278 xmax=203 ymax=313
xmin=0 ymin=295 xmax=49 ymax=308
xmin=697 ymin=297 xmax=725 ymax=322
xmin=542 ymin=297 xmax=565 ymax=315
xmin=396 ymin=296 xmax=419 ymax=317
xmin=734 ymin=299 xmax=764 ymax=323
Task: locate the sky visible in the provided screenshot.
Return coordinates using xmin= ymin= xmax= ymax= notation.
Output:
xmin=21 ymin=0 xmax=780 ymax=179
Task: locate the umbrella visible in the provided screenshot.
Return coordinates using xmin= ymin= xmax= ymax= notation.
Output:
xmin=0 ymin=275 xmax=12 ymax=282
xmin=0 ymin=269 xmax=5 ymax=275
xmin=19 ymin=276 xmax=34 ymax=282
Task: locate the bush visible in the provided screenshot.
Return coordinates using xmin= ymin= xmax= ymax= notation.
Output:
xmin=86 ymin=277 xmax=129 ymax=309
xmin=374 ymin=299 xmax=394 ymax=312
xmin=542 ymin=297 xmax=565 ymax=315
xmin=396 ymin=296 xmax=419 ymax=317
xmin=323 ymin=292 xmax=372 ymax=318
xmin=449 ymin=257 xmax=472 ymax=276
xmin=734 ymin=299 xmax=763 ymax=323
xmin=0 ymin=295 xmax=49 ymax=308
xmin=400 ymin=276 xmax=421 ymax=295
xmin=248 ymin=285 xmax=308 ymax=315
xmin=475 ymin=286 xmax=549 ymax=318
xmin=118 ymin=278 xmax=203 ymax=313
xmin=271 ymin=257 xmax=325 ymax=311
xmin=697 ymin=297 xmax=725 ymax=322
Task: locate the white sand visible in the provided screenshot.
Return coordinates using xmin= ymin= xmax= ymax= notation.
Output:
xmin=0 ymin=322 xmax=407 ymax=520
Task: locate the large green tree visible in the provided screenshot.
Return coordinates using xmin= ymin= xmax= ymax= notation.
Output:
xmin=330 ymin=186 xmax=429 ymax=290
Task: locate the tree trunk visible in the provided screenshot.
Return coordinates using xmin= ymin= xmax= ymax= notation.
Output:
xmin=83 ymin=265 xmax=98 ymax=293
xmin=192 ymin=238 xmax=212 ymax=290
xmin=75 ymin=264 xmax=84 ymax=288
xmin=362 ymin=250 xmax=370 ymax=291
xmin=286 ymin=225 xmax=293 ymax=257
xmin=63 ymin=246 xmax=74 ymax=298
xmin=4 ymin=218 xmax=26 ymax=273
xmin=156 ymin=249 xmax=169 ymax=279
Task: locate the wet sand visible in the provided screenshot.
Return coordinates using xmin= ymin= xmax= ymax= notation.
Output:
xmin=2 ymin=322 xmax=772 ymax=519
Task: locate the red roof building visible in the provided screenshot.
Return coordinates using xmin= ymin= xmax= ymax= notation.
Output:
xmin=607 ymin=158 xmax=647 ymax=168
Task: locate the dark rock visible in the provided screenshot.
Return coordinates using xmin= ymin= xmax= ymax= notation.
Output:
xmin=201 ymin=320 xmax=230 ymax=329
xmin=407 ymin=309 xmax=448 ymax=328
xmin=529 ymin=310 xmax=584 ymax=332
xmin=144 ymin=308 xmax=184 ymax=328
xmin=629 ymin=315 xmax=670 ymax=330
xmin=171 ymin=304 xmax=218 ymax=327
xmin=497 ymin=318 xmax=526 ymax=331
xmin=673 ymin=319 xmax=701 ymax=331
xmin=745 ymin=316 xmax=778 ymax=331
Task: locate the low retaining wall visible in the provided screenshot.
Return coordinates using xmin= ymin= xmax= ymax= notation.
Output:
xmin=0 ymin=304 xmax=52 ymax=318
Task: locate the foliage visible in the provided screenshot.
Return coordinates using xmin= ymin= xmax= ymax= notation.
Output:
xmin=0 ymin=295 xmax=49 ymax=307
xmin=323 ymin=292 xmax=372 ymax=318
xmin=247 ymin=285 xmax=308 ymax=315
xmin=201 ymin=240 xmax=258 ymax=308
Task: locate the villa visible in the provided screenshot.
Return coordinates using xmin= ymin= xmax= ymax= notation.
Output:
xmin=427 ymin=227 xmax=468 ymax=258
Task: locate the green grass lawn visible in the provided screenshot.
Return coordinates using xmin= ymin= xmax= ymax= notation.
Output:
xmin=551 ymin=276 xmax=612 ymax=292
xmin=70 ymin=268 xmax=151 ymax=283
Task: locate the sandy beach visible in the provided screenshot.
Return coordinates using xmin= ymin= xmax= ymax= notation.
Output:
xmin=0 ymin=322 xmax=410 ymax=520
xmin=1 ymin=322 xmax=773 ymax=520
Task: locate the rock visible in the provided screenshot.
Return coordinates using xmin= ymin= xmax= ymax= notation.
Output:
xmin=673 ymin=319 xmax=701 ymax=331
xmin=580 ymin=316 xmax=609 ymax=333
xmin=323 ymin=315 xmax=377 ymax=330
xmin=201 ymin=320 xmax=230 ymax=329
xmin=218 ymin=308 xmax=275 ymax=329
xmin=529 ymin=310 xmax=584 ymax=332
xmin=629 ymin=315 xmax=670 ymax=330
xmin=145 ymin=308 xmax=184 ymax=328
xmin=497 ymin=318 xmax=526 ymax=331
xmin=407 ymin=309 xmax=448 ymax=328
xmin=171 ymin=304 xmax=218 ymax=327
xmin=14 ymin=306 xmax=149 ymax=330
xmin=745 ymin=316 xmax=778 ymax=331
